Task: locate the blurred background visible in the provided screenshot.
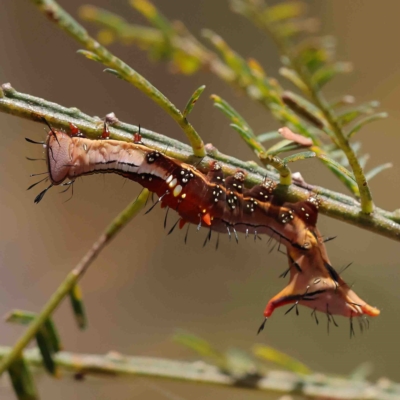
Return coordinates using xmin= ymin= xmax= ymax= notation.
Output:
xmin=1 ymin=0 xmax=400 ymax=399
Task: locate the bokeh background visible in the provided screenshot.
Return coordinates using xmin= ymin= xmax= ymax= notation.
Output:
xmin=1 ymin=1 xmax=400 ymax=399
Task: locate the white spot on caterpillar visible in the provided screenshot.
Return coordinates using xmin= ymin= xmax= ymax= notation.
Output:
xmin=173 ymin=185 xmax=182 ymax=197
xmin=181 ymin=193 xmax=186 ymax=199
xmin=169 ymin=178 xmax=177 ymax=188
xmin=166 ymin=175 xmax=173 ymax=184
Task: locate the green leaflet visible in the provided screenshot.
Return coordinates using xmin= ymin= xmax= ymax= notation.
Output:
xmin=348 ymin=112 xmax=388 ymax=138
xmin=173 ymin=332 xmax=227 ymax=371
xmin=312 ymin=62 xmax=353 ymax=89
xmin=365 ymin=163 xmax=393 ymax=181
xmin=69 ymin=284 xmax=88 ymax=330
xmin=8 ymin=356 xmax=39 ymax=400
xmin=283 ymin=151 xmax=316 ymax=164
xmin=183 ymin=85 xmax=206 ymax=117
xmin=253 ymin=344 xmax=311 ymax=375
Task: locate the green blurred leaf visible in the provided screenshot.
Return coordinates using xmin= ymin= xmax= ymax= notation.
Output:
xmin=365 ymin=163 xmax=392 ymax=181
xmin=130 ymin=0 xmax=174 ymax=38
xmin=264 ymin=1 xmax=305 ymax=23
xmin=6 ymin=311 xmax=62 ymax=353
xmin=36 ymin=328 xmax=59 ymax=376
xmin=211 ymin=94 xmax=251 ymax=130
xmin=131 ymin=0 xmax=175 ymax=60
xmin=279 ymin=67 xmax=309 ymax=94
xmin=172 ymin=51 xmax=202 ymax=75
xmin=5 ymin=310 xmax=36 ymax=325
xmin=349 ymin=361 xmax=373 ymax=381
xmin=77 ymin=49 xmax=102 ymax=62
xmin=8 ymin=356 xmax=39 ymax=400
xmin=69 ymin=284 xmax=88 ymax=330
xmin=265 ymin=139 xmax=292 ymax=155
xmin=253 ymin=344 xmax=311 ymax=375
xmin=338 ymin=101 xmax=380 ymax=125
xmin=231 ymin=123 xmax=265 ymax=153
xmin=103 ymin=68 xmax=125 ymax=80
xmin=347 ymin=112 xmax=388 ymax=138
xmin=265 ymin=140 xmax=310 ymax=156
xmin=203 ymin=29 xmax=250 ymax=78
xmin=296 ymin=46 xmax=330 ymax=75
xmin=183 ymin=85 xmax=206 ymax=117
xmin=312 ymin=62 xmax=352 ymax=89
xmin=358 ymin=153 xmax=370 ymax=169
xmin=312 ymin=148 xmax=360 ymax=194
xmin=173 ymin=332 xmax=227 ymax=370
xmin=257 ymin=131 xmax=281 ymax=143
xmin=212 ymin=94 xmax=265 ymax=154
xmin=43 ymin=320 xmax=62 ymax=353
xmin=283 ymin=151 xmax=316 ymax=163
xmin=97 ymin=29 xmax=116 ymax=46
xmin=317 ymin=153 xmax=358 ymax=195
xmin=273 ymin=17 xmax=319 ymax=40
xmin=330 ymin=95 xmax=355 ymax=109
xmin=6 ymin=310 xmax=62 ymax=375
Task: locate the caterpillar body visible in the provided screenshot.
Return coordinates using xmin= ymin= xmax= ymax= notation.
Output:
xmin=30 ymin=123 xmax=380 ymax=335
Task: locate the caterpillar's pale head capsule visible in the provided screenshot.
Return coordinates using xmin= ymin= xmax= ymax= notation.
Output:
xmin=46 ymin=130 xmax=73 ymax=184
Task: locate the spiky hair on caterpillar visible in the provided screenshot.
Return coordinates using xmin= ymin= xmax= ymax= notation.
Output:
xmin=27 ymin=121 xmax=380 ymax=334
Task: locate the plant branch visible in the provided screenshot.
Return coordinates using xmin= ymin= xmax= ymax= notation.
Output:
xmin=279 ymin=38 xmax=373 ymax=213
xmin=1 ymin=83 xmax=400 ymax=241
xmin=79 ymin=3 xmax=381 ymax=198
xmin=29 ymin=0 xmax=206 ymax=157
xmin=0 ymin=189 xmax=149 ymax=375
xmin=231 ymin=0 xmax=374 ymax=214
xmin=0 ymin=346 xmax=398 ymax=400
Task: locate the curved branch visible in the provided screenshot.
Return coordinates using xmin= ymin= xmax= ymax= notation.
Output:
xmin=1 ymin=83 xmax=400 ymax=242
xmin=0 ymin=346 xmax=397 ymax=400
xmin=0 ymin=188 xmax=149 ymax=375
xmin=29 ymin=0 xmax=205 ymax=157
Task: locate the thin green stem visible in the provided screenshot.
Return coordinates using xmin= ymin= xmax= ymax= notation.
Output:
xmin=1 ymin=84 xmax=400 ymax=239
xmin=79 ymin=5 xmax=235 ymax=81
xmin=259 ymin=153 xmax=292 ymax=185
xmin=0 ymin=190 xmax=149 ymax=375
xmin=234 ymin=1 xmax=374 ymax=214
xmin=0 ymin=346 xmax=397 ymax=400
xmin=81 ymin=3 xmax=377 ymax=198
xmin=305 ymin=79 xmax=374 ymax=213
xmin=29 ymin=0 xmax=205 ymax=157
xmin=80 ymin=5 xmax=321 ymax=144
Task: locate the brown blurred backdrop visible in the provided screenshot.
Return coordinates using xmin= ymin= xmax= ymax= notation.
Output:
xmin=1 ymin=1 xmax=400 ymax=399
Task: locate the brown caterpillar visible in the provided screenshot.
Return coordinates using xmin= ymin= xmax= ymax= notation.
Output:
xmin=28 ymin=122 xmax=380 ymax=335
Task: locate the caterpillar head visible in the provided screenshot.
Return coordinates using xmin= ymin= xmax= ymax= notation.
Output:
xmin=46 ymin=129 xmax=73 ymax=185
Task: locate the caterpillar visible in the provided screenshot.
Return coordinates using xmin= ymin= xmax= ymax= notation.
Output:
xmin=27 ymin=121 xmax=380 ymax=336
